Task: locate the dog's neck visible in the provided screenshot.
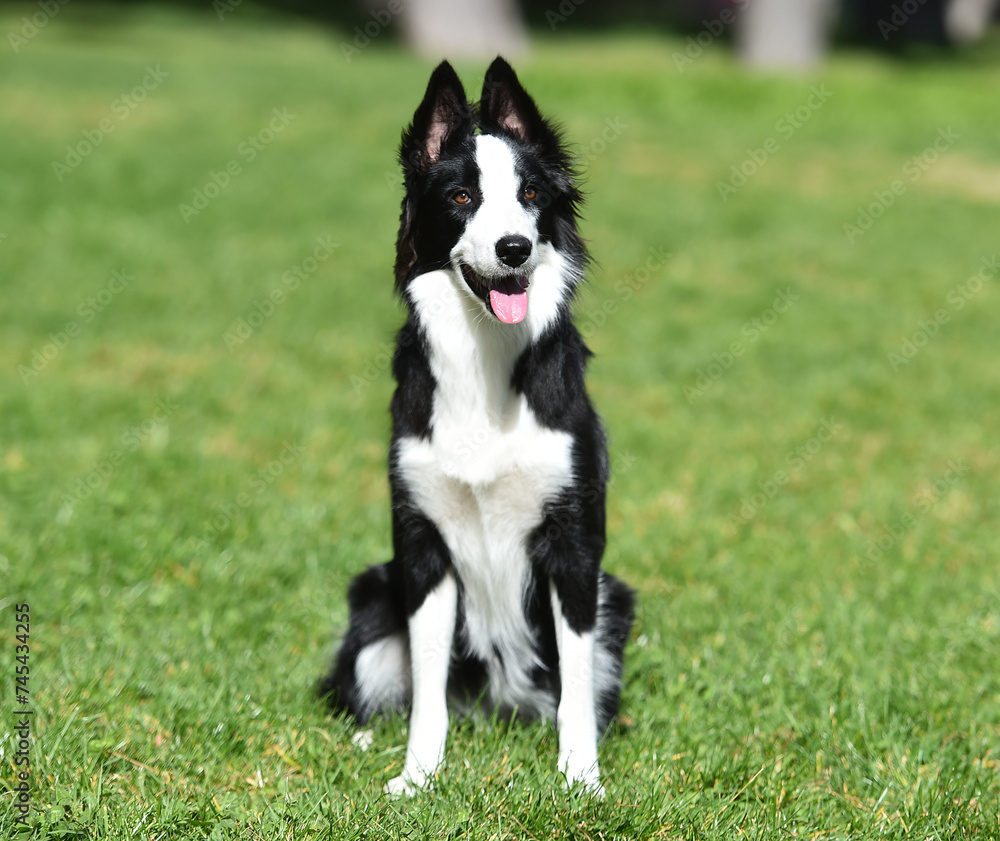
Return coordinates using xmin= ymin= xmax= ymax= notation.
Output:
xmin=409 ymin=267 xmax=530 ymax=429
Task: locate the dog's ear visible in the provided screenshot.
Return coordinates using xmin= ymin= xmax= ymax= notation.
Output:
xmin=400 ymin=61 xmax=471 ymax=179
xmin=396 ymin=62 xmax=470 ymax=291
xmin=480 ymin=57 xmax=548 ymax=145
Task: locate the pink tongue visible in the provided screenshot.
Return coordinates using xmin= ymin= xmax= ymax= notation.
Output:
xmin=489 ymin=278 xmax=528 ymax=324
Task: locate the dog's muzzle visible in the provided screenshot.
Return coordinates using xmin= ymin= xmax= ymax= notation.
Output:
xmin=459 ymin=263 xmax=530 ymax=325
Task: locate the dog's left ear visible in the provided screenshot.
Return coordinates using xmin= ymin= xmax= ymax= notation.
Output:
xmin=480 ymin=57 xmax=548 ymax=145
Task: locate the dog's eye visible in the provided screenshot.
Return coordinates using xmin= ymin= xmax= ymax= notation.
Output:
xmin=453 ymin=191 xmax=472 ymax=205
xmin=522 ymin=185 xmax=537 ymax=201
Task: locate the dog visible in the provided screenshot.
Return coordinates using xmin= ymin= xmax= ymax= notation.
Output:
xmin=320 ymin=57 xmax=634 ymax=796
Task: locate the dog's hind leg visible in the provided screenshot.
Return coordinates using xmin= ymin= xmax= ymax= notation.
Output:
xmin=319 ymin=561 xmax=412 ymax=723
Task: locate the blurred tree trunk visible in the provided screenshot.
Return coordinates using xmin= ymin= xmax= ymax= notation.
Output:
xmin=945 ymin=0 xmax=1000 ymax=43
xmin=737 ymin=0 xmax=838 ymax=69
xmin=399 ymin=0 xmax=528 ymax=60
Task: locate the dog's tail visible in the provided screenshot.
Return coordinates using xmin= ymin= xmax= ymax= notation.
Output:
xmin=317 ymin=561 xmax=412 ymax=723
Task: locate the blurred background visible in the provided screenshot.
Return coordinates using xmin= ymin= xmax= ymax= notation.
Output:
xmin=274 ymin=0 xmax=1000 ymax=62
xmin=2 ymin=1 xmax=999 ymax=837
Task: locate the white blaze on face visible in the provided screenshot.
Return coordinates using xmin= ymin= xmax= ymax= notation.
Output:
xmin=451 ymin=135 xmax=540 ymax=324
xmin=463 ymin=135 xmax=538 ymax=272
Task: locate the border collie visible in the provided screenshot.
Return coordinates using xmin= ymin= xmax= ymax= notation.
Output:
xmin=320 ymin=57 xmax=634 ymax=796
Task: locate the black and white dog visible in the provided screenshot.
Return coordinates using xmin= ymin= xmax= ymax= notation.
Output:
xmin=321 ymin=57 xmax=634 ymax=796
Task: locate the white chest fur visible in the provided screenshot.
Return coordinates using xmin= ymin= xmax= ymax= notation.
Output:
xmin=396 ymin=268 xmax=573 ymax=710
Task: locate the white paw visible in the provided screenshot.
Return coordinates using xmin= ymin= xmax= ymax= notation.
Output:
xmin=564 ymin=772 xmax=605 ymax=797
xmin=582 ymin=780 xmax=606 ymax=798
xmin=560 ymin=753 xmax=604 ymax=797
xmin=384 ymin=768 xmax=431 ymax=797
xmin=385 ymin=774 xmax=417 ymax=798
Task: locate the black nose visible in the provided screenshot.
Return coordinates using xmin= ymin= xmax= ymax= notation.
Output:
xmin=495 ymin=235 xmax=532 ymax=269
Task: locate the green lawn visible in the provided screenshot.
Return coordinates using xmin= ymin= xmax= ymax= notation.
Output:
xmin=2 ymin=5 xmax=999 ymax=839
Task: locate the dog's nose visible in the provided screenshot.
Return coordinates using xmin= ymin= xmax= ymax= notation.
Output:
xmin=495 ymin=235 xmax=532 ymax=269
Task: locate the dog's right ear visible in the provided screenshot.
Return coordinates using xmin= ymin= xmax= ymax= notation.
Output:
xmin=400 ymin=61 xmax=470 ymax=181
xmin=396 ymin=62 xmax=469 ymax=291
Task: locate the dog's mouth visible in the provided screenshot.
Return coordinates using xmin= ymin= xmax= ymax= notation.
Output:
xmin=460 ymin=264 xmax=530 ymax=324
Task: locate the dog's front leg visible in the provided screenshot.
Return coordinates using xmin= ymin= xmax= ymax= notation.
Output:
xmin=386 ymin=571 xmax=457 ymax=796
xmin=550 ymin=582 xmax=604 ymax=796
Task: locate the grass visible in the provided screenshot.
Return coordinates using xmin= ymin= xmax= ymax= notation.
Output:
xmin=1 ymin=4 xmax=999 ymax=838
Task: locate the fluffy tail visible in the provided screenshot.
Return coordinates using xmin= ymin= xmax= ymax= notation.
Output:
xmin=318 ymin=562 xmax=412 ymax=723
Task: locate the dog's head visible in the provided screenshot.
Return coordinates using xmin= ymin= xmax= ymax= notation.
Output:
xmin=395 ymin=58 xmax=584 ymax=325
